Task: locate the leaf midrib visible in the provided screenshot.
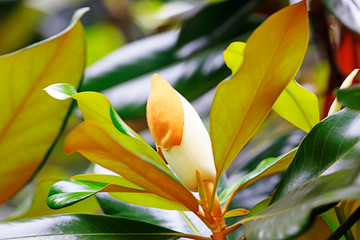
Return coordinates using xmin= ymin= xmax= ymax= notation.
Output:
xmin=0 ymin=31 xmax=70 ymax=146
xmin=216 ymin=16 xmax=297 ymax=176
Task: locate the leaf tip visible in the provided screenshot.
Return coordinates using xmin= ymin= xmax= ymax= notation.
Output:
xmin=44 ymin=83 xmax=77 ymax=100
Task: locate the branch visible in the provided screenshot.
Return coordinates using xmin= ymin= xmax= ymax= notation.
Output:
xmin=328 ymin=205 xmax=360 ymax=240
xmin=223 ymin=221 xmax=243 ymax=235
xmin=182 ymin=233 xmax=211 ymax=240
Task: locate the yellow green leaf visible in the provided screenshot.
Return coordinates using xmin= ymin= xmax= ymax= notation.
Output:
xmin=0 ymin=8 xmax=88 ymax=204
xmin=223 ymin=208 xmax=249 ymax=218
xmin=71 ymin=174 xmax=188 ymax=210
xmin=272 ymin=80 xmax=319 ymax=132
xmin=210 ymin=2 xmax=309 ymax=178
xmin=65 ymin=121 xmax=199 ymax=212
xmin=223 ymin=42 xmax=246 ymax=75
xmin=223 ymin=42 xmax=319 ymax=133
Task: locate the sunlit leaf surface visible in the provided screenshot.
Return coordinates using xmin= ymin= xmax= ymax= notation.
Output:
xmin=210 ymin=2 xmax=309 ymax=179
xmin=223 ymin=43 xmax=319 ymax=133
xmin=0 ymin=8 xmax=87 ymax=204
xmin=45 ymin=84 xmax=173 ymax=175
xmin=69 ymin=174 xmax=188 ymax=210
xmin=65 ymin=121 xmax=199 ymax=212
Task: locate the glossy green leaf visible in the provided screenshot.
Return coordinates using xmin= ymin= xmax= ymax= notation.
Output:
xmin=242 ymin=167 xmax=360 ymax=239
xmin=219 ymin=148 xmax=296 ymax=204
xmin=82 ymin=31 xmax=177 ymax=92
xmin=83 ymin=8 xmax=262 ymax=120
xmin=45 ymin=84 xmax=172 ymax=175
xmin=336 ymin=85 xmax=360 ymax=110
xmin=0 ymin=214 xmax=183 ymax=239
xmin=176 ymin=0 xmax=264 ymax=56
xmin=210 ymin=2 xmax=309 ymax=179
xmin=322 ymin=0 xmax=360 ymax=34
xmin=47 ymin=179 xmax=146 ymax=210
xmin=83 ymin=0 xmax=263 ymax=94
xmin=272 ymin=80 xmax=319 ymax=133
xmin=65 ymin=121 xmax=199 ymax=212
xmin=272 ymin=109 xmax=360 ymax=202
xmin=71 ymin=174 xmax=188 ymax=210
xmin=0 ymin=8 xmax=87 ymax=204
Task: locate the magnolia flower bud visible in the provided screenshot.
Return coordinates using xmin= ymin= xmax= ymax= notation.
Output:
xmin=147 ymin=74 xmax=216 ymax=192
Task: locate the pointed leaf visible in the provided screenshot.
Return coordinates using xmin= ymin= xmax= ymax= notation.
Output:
xmin=0 ymin=8 xmax=87 ymax=204
xmin=65 ymin=121 xmax=199 ymax=212
xmin=71 ymin=174 xmax=188 ymax=210
xmin=223 ymin=208 xmax=249 ymax=218
xmin=223 ymin=43 xmax=319 ymax=132
xmin=272 ymin=109 xmax=360 ymax=202
xmin=0 ymin=214 xmax=183 ymax=239
xmin=243 ymin=167 xmax=360 ymax=239
xmin=219 ymin=148 xmax=297 ymax=204
xmin=45 ymin=85 xmax=173 ymax=175
xmin=210 ymin=2 xmax=309 ymax=178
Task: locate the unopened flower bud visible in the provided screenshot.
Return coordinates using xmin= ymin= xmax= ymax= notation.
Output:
xmin=147 ymin=74 xmax=216 ymax=191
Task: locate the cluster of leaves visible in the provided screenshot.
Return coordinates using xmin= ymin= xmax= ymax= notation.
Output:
xmin=0 ymin=0 xmax=360 ymax=239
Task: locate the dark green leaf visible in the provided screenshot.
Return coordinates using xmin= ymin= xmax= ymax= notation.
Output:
xmin=82 ymin=31 xmax=177 ymax=92
xmin=176 ymin=0 xmax=264 ymax=56
xmin=82 ymin=1 xmax=262 ymax=119
xmin=322 ymin=0 xmax=360 ymax=34
xmin=336 ymin=85 xmax=360 ymax=110
xmin=105 ymin=41 xmax=236 ymax=119
xmin=47 ymin=180 xmax=109 ymax=209
xmin=243 ymin=167 xmax=360 ymax=239
xmin=272 ymin=109 xmax=360 ymax=203
xmin=0 ymin=214 xmax=182 ymax=239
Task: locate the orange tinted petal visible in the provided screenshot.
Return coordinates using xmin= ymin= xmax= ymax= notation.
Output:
xmin=147 ymin=74 xmax=184 ymax=150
